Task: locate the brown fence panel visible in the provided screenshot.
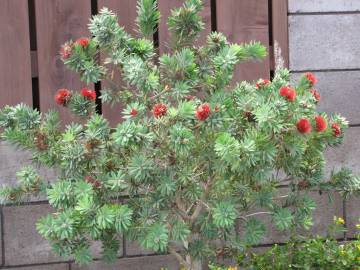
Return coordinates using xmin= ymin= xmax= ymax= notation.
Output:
xmin=0 ymin=0 xmax=32 ymax=108
xmin=35 ymin=0 xmax=92 ymax=123
xmin=216 ymin=0 xmax=270 ymax=82
xmin=272 ymin=0 xmax=289 ymax=68
xmin=98 ymin=0 xmax=138 ymax=34
xmin=98 ymin=0 xmax=138 ymax=126
xmin=158 ymin=0 xmax=212 ymax=54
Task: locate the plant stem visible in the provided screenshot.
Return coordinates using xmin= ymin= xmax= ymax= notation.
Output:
xmin=244 ymin=211 xmax=272 ymax=218
xmin=168 ymin=246 xmax=190 ymax=269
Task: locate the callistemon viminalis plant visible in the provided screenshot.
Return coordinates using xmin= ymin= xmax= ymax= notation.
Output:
xmin=0 ymin=1 xmax=359 ymax=269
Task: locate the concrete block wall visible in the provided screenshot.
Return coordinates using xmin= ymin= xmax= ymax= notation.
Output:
xmin=289 ymin=0 xmax=360 ymax=239
xmin=0 ymin=1 xmax=360 ymax=269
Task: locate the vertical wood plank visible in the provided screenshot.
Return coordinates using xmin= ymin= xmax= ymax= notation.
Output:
xmin=98 ymin=0 xmax=138 ymax=35
xmin=98 ymin=0 xmax=138 ymax=126
xmin=35 ymin=0 xmax=92 ymax=123
xmin=158 ymin=0 xmax=212 ymax=54
xmin=0 ymin=0 xmax=32 ymax=108
xmin=216 ymin=0 xmax=270 ymax=82
xmin=272 ymin=0 xmax=289 ymax=68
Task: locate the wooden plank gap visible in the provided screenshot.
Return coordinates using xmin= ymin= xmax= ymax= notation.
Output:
xmin=31 ymin=51 xmax=38 ymax=78
xmin=269 ymin=45 xmax=274 ymax=71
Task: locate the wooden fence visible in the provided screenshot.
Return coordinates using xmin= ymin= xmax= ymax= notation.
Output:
xmin=0 ymin=0 xmax=288 ymax=125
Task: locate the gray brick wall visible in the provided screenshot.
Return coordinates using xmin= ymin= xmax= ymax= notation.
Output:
xmin=289 ymin=0 xmax=360 ymax=241
xmin=1 ymin=1 xmax=360 ymax=269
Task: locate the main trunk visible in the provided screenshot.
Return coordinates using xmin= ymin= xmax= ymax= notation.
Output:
xmin=185 ymin=255 xmax=203 ymax=270
xmin=190 ymin=260 xmax=202 ymax=270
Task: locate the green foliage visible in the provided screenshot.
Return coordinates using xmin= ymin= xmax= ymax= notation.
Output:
xmin=112 ymin=121 xmax=148 ymax=147
xmin=239 ymin=235 xmax=360 ymax=270
xmin=272 ymin=208 xmax=293 ymax=231
xmin=0 ymin=103 xmax=40 ymax=131
xmin=141 ymin=222 xmax=169 ymax=252
xmin=215 ymin=133 xmax=241 ymax=165
xmin=0 ymin=166 xmax=46 ymax=203
xmin=212 ymin=220 xmax=360 ymax=270
xmin=0 ymin=1 xmax=358 ymax=269
xmin=244 ymin=218 xmax=266 ymax=245
xmin=136 ymin=0 xmax=160 ymax=38
xmin=63 ymin=39 xmax=103 ymax=84
xmin=322 ymin=167 xmax=360 ymax=197
xmin=167 ymin=0 xmax=204 ymax=49
xmin=74 ymin=243 xmax=93 ymax=265
xmin=213 ymin=201 xmax=237 ymax=228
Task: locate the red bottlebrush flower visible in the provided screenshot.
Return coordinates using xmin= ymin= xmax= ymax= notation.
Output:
xmin=287 ymin=88 xmax=297 ymax=101
xmin=153 ymin=103 xmax=167 ymax=118
xmin=59 ymin=42 xmax=73 ymax=60
xmin=185 ymin=95 xmax=195 ymax=101
xmin=81 ymin=88 xmax=96 ymax=101
xmin=297 ymin=118 xmax=312 ymax=134
xmin=93 ymin=180 xmax=102 ymax=189
xmin=55 ymin=88 xmax=71 ymax=106
xmin=85 ymin=176 xmax=101 ymax=189
xmin=256 ymin=79 xmax=271 ymax=89
xmin=309 ymin=89 xmax=320 ymax=103
xmin=279 ymin=86 xmax=289 ymax=97
xmin=305 ymin=72 xmax=317 ymax=86
xmin=85 ymin=175 xmax=94 ymax=184
xmin=331 ymin=123 xmax=342 ymax=137
xmin=76 ymin=37 xmax=89 ymax=47
xmin=279 ymin=86 xmax=296 ymax=102
xmin=130 ymin=108 xmax=138 ymax=117
xmin=195 ymin=103 xmax=211 ymax=121
xmin=315 ymin=116 xmax=327 ymax=132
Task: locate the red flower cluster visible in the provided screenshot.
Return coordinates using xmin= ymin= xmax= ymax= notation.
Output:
xmin=55 ymin=88 xmax=72 ymax=106
xmin=256 ymin=79 xmax=271 ymax=89
xmin=315 ymin=116 xmax=327 ymax=132
xmin=81 ymin=88 xmax=97 ymax=101
xmin=305 ymin=72 xmax=317 ymax=86
xmin=297 ymin=116 xmax=327 ymax=134
xmin=59 ymin=42 xmax=72 ymax=60
xmin=331 ymin=123 xmax=341 ymax=137
xmin=85 ymin=176 xmax=101 ymax=189
xmin=130 ymin=108 xmax=138 ymax=117
xmin=279 ymin=86 xmax=297 ymax=102
xmin=310 ymin=89 xmax=320 ymax=103
xmin=297 ymin=118 xmax=312 ymax=134
xmin=153 ymin=103 xmax=167 ymax=118
xmin=76 ymin=37 xmax=89 ymax=47
xmin=195 ymin=103 xmax=211 ymax=121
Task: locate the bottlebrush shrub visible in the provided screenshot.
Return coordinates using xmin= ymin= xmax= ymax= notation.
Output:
xmin=0 ymin=0 xmax=359 ymax=269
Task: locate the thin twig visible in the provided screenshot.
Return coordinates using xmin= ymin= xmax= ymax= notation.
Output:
xmin=190 ymin=177 xmax=212 ymax=224
xmin=150 ymin=87 xmax=169 ymax=100
xmin=244 ymin=211 xmax=272 ymax=218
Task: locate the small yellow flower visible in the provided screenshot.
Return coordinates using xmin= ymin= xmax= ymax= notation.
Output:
xmin=227 ymin=267 xmax=237 ymax=270
xmin=356 ymin=224 xmax=360 ymax=230
xmin=338 ymin=217 xmax=345 ymax=224
xmin=333 ymin=216 xmax=345 ymax=225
